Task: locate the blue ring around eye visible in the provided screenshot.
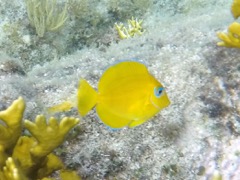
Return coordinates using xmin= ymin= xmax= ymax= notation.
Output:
xmin=154 ymin=87 xmax=164 ymax=98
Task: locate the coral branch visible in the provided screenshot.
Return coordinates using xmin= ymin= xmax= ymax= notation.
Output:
xmin=0 ymin=97 xmax=81 ymax=179
xmin=217 ymin=22 xmax=240 ymax=48
xmin=0 ymin=97 xmax=25 ymax=152
xmin=1 ymin=157 xmax=28 ymax=180
xmin=24 ymin=115 xmax=79 ymax=157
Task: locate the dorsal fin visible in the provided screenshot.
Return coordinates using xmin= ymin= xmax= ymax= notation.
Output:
xmin=98 ymin=61 xmax=148 ymax=93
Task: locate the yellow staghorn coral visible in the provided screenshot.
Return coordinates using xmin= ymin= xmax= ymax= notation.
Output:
xmin=217 ymin=22 xmax=240 ymax=48
xmin=60 ymin=170 xmax=81 ymax=180
xmin=25 ymin=115 xmax=79 ymax=158
xmin=115 ymin=17 xmax=144 ymax=39
xmin=36 ymin=153 xmax=64 ymax=179
xmin=0 ymin=157 xmax=28 ymax=180
xmin=12 ymin=136 xmax=64 ymax=179
xmin=127 ymin=17 xmax=144 ymax=37
xmin=0 ymin=147 xmax=8 ymax=170
xmin=231 ymin=0 xmax=240 ymax=19
xmin=0 ymin=97 xmax=81 ymax=180
xmin=12 ymin=136 xmax=36 ymax=175
xmin=0 ymin=97 xmax=25 ymax=152
xmin=217 ymin=0 xmax=240 ymax=48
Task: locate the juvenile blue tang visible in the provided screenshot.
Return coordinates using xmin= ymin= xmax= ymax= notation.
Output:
xmin=77 ymin=61 xmax=170 ymax=128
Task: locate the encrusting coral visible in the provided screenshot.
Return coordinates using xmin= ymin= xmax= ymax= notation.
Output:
xmin=217 ymin=0 xmax=240 ymax=48
xmin=0 ymin=97 xmax=81 ymax=180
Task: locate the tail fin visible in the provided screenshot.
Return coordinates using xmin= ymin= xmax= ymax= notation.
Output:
xmin=77 ymin=79 xmax=98 ymax=116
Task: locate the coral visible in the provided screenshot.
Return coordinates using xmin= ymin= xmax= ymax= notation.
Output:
xmin=24 ymin=0 xmax=68 ymax=37
xmin=0 ymin=97 xmax=81 ymax=180
xmin=217 ymin=22 xmax=240 ymax=48
xmin=231 ymin=0 xmax=240 ymax=19
xmin=217 ymin=0 xmax=240 ymax=48
xmin=115 ymin=17 xmax=144 ymax=39
xmin=0 ymin=157 xmax=28 ymax=180
xmin=0 ymin=97 xmax=25 ymax=160
xmin=60 ymin=170 xmax=81 ymax=180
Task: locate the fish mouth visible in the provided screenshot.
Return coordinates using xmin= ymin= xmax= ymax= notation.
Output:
xmin=150 ymin=95 xmax=161 ymax=109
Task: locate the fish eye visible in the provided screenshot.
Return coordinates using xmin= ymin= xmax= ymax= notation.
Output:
xmin=154 ymin=87 xmax=164 ymax=98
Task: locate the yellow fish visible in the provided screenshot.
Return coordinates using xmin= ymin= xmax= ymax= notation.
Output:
xmin=77 ymin=61 xmax=170 ymax=128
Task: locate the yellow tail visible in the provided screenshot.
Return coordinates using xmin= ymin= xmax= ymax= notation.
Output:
xmin=77 ymin=79 xmax=98 ymax=116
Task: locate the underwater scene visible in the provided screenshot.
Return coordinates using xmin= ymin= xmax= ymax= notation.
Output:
xmin=0 ymin=0 xmax=239 ymax=179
